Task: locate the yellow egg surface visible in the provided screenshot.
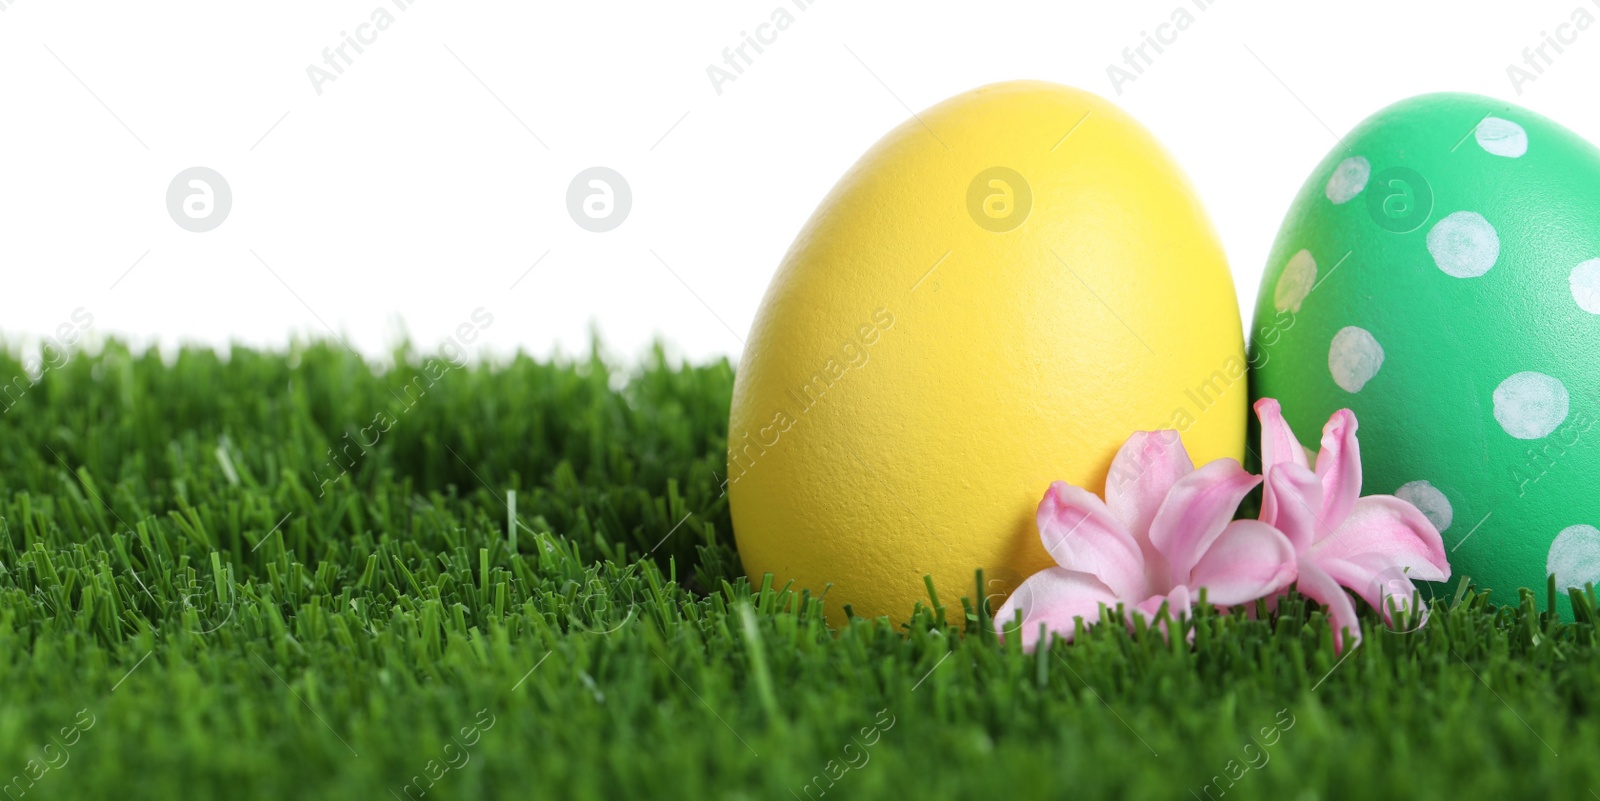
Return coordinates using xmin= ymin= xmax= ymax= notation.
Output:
xmin=729 ymin=81 xmax=1245 ymax=624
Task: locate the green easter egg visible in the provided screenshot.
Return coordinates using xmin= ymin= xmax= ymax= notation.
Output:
xmin=1248 ymin=93 xmax=1600 ymax=619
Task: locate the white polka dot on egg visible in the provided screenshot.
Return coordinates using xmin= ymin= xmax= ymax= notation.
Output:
xmin=1426 ymin=211 xmax=1500 ymax=278
xmin=1570 ymin=259 xmax=1600 ymax=315
xmin=1493 ymin=371 xmax=1569 ymax=440
xmin=1475 ymin=117 xmax=1528 ymax=158
xmin=1328 ymin=326 xmax=1384 ymax=393
xmin=1325 ymin=156 xmax=1370 ymax=205
xmin=1274 ymin=250 xmax=1317 ymax=313
xmin=1548 ymin=524 xmax=1600 ymax=592
xmin=1396 ymin=480 xmax=1453 ymax=532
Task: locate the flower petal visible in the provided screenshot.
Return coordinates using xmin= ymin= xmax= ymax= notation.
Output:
xmin=1263 ymin=462 xmax=1326 ymax=553
xmin=1309 ymin=496 xmax=1451 ymax=582
xmin=1130 ymin=585 xmax=1192 ymax=641
xmin=1255 ymin=398 xmax=1311 ymax=529
xmin=1296 ymin=558 xmax=1362 ymax=653
xmin=1314 ymin=409 xmax=1363 ymax=528
xmin=1254 ymin=397 xmax=1308 ymax=473
xmin=1188 ymin=520 xmax=1299 ymax=606
xmin=1148 ymin=459 xmax=1263 ymax=584
xmin=1037 ymin=481 xmax=1150 ymax=600
xmin=994 ymin=567 xmax=1119 ymax=650
xmin=1104 ymin=430 xmax=1194 ymax=538
xmin=1319 ymin=552 xmax=1433 ymax=628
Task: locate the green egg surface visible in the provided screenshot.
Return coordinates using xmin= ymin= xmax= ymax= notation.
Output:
xmin=1249 ymin=93 xmax=1600 ymax=619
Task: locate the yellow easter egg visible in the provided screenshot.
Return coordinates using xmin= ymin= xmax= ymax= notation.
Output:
xmin=729 ymin=81 xmax=1245 ymax=624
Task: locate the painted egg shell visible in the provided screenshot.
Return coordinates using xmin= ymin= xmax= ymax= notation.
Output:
xmin=730 ymin=81 xmax=1246 ymax=624
xmin=1248 ymin=93 xmax=1600 ymax=618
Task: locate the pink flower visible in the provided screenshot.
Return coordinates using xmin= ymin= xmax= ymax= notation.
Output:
xmin=1254 ymin=399 xmax=1451 ymax=651
xmin=996 ymin=430 xmax=1298 ymax=650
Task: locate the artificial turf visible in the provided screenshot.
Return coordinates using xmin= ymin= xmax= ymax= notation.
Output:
xmin=0 ymin=340 xmax=1596 ymax=800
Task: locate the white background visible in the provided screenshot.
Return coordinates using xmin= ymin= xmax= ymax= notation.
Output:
xmin=1 ymin=1 xmax=1595 ymax=366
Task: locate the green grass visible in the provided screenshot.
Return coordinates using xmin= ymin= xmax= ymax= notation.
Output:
xmin=1 ymin=339 xmax=1597 ymax=800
